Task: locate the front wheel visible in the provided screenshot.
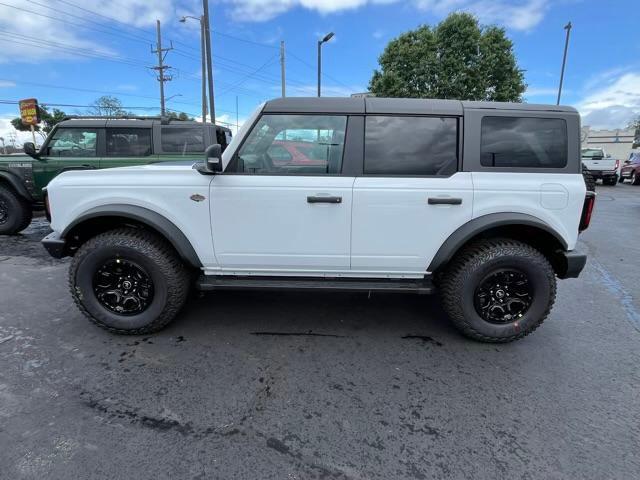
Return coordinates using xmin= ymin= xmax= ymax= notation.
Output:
xmin=632 ymin=171 xmax=640 ymax=185
xmin=0 ymin=185 xmax=33 ymax=235
xmin=69 ymin=228 xmax=191 ymax=334
xmin=440 ymin=239 xmax=557 ymax=343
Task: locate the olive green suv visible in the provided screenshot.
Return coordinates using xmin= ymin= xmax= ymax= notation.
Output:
xmin=0 ymin=117 xmax=232 ymax=234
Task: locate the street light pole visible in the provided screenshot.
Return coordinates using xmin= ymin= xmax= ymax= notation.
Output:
xmin=557 ymin=21 xmax=572 ymax=105
xmin=179 ymin=15 xmax=207 ymax=123
xmin=317 ymin=32 xmax=334 ymax=97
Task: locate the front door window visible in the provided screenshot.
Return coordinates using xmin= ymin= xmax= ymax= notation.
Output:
xmin=48 ymin=128 xmax=98 ymax=157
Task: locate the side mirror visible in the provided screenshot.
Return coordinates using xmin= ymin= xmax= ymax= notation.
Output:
xmin=205 ymin=144 xmax=223 ymax=173
xmin=23 ymin=142 xmax=40 ymax=159
xmin=606 ymin=153 xmax=611 ymax=158
xmin=624 ymin=159 xmax=631 ymax=165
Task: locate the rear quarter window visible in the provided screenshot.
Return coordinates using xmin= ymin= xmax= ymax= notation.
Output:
xmin=480 ymin=117 xmax=568 ymax=168
xmin=161 ymin=127 xmax=205 ymax=154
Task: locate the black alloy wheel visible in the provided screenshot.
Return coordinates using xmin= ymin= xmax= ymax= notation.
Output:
xmin=473 ymin=269 xmax=532 ymax=324
xmin=93 ymin=258 xmax=155 ymax=315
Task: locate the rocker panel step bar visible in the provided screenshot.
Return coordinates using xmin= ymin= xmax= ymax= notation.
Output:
xmin=196 ymin=275 xmax=435 ymax=294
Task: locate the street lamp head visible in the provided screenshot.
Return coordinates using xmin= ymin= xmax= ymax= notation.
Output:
xmin=179 ymin=16 xmax=187 ymax=23
xmin=321 ymin=32 xmax=334 ymax=43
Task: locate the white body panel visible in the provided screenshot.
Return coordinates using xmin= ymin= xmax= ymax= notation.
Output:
xmin=208 ymin=174 xmax=354 ymax=275
xmin=351 ymin=173 xmax=474 ymax=276
xmin=47 ymin=165 xmax=217 ymax=266
xmin=471 ymin=172 xmax=585 ymax=250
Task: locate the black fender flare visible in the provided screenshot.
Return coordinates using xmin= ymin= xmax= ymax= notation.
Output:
xmin=428 ymin=213 xmax=569 ymax=273
xmin=0 ymin=171 xmax=32 ymax=202
xmin=62 ymin=204 xmax=202 ymax=268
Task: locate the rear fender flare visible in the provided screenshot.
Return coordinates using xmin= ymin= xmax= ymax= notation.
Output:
xmin=428 ymin=213 xmax=568 ymax=273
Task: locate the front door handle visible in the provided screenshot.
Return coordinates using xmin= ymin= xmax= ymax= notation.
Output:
xmin=428 ymin=197 xmax=462 ymax=205
xmin=307 ymin=195 xmax=342 ymax=204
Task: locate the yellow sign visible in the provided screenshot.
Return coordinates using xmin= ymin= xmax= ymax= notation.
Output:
xmin=19 ymin=98 xmax=40 ymax=126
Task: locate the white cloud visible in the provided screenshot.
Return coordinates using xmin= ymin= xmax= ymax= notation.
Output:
xmin=0 ymin=0 xmax=177 ymax=63
xmin=226 ymin=0 xmax=549 ymax=30
xmin=0 ymin=80 xmax=16 ymax=88
xmin=0 ymin=115 xmax=35 ymax=149
xmin=577 ymin=73 xmax=640 ymax=129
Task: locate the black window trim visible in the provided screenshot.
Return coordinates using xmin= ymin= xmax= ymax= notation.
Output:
xmin=223 ymin=112 xmax=352 ymax=177
xmin=362 ymin=114 xmax=462 ymax=178
xmin=105 ymin=127 xmax=153 ymax=158
xmin=479 ymin=115 xmax=569 ymax=170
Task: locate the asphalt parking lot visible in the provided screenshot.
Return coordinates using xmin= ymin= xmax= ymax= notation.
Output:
xmin=1 ymin=183 xmax=639 ymax=480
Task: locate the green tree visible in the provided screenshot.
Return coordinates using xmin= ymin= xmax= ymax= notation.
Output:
xmin=11 ymin=106 xmax=67 ymax=139
xmin=369 ymin=13 xmax=526 ymax=102
xmin=88 ymin=95 xmax=128 ymax=116
xmin=166 ymin=111 xmax=194 ymax=121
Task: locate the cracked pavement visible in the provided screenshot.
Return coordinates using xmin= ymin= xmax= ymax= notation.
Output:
xmin=1 ymin=186 xmax=639 ymax=480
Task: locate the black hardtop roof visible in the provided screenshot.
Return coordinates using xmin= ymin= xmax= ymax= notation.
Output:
xmin=263 ymin=97 xmax=578 ymax=115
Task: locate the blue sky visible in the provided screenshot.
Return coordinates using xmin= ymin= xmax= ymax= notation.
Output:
xmin=1 ymin=0 xmax=639 ymax=144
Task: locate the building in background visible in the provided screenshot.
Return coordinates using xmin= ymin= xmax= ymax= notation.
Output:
xmin=581 ymin=126 xmax=639 ymax=160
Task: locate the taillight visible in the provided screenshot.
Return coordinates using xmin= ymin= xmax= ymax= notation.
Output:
xmin=614 ymin=159 xmax=620 ymax=170
xmin=579 ymin=191 xmax=596 ymax=232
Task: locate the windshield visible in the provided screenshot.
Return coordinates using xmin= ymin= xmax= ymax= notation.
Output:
xmin=581 ymin=148 xmax=604 ymax=159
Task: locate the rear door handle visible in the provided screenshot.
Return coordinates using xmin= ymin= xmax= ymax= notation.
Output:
xmin=428 ymin=197 xmax=462 ymax=205
xmin=307 ymin=195 xmax=342 ymax=204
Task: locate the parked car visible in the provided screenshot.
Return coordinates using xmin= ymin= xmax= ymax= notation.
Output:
xmin=620 ymin=152 xmax=640 ymax=184
xmin=0 ymin=116 xmax=232 ymax=235
xmin=42 ymin=97 xmax=593 ymax=343
xmin=581 ymin=147 xmax=620 ymax=185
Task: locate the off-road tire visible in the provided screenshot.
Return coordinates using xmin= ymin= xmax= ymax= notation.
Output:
xmin=440 ymin=238 xmax=557 ymax=343
xmin=0 ymin=184 xmax=32 ymax=235
xmin=582 ymin=165 xmax=596 ymax=192
xmin=69 ymin=228 xmax=191 ymax=334
xmin=632 ymin=171 xmax=640 ymax=186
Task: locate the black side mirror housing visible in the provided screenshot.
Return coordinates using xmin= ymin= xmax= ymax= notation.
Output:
xmin=205 ymin=144 xmax=223 ymax=173
xmin=23 ymin=142 xmax=39 ymax=159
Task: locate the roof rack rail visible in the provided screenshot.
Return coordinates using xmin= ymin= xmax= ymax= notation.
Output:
xmin=62 ymin=115 xmax=165 ymax=121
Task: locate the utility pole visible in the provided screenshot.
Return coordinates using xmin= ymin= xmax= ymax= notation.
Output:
xmin=280 ymin=40 xmax=286 ymax=97
xmin=200 ymin=16 xmax=207 ymax=123
xmin=235 ymin=96 xmax=239 ymax=133
xmin=202 ymin=0 xmax=216 ymax=124
xmin=557 ymin=21 xmax=572 ymax=106
xmin=152 ymin=20 xmax=173 ymax=116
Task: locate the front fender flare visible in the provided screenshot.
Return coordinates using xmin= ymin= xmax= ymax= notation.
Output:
xmin=428 ymin=213 xmax=569 ymax=273
xmin=0 ymin=171 xmax=32 ymax=202
xmin=62 ymin=204 xmax=202 ymax=268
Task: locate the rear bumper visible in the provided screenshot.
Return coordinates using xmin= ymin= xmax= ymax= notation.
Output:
xmin=557 ymin=250 xmax=587 ymax=279
xmin=586 ymin=169 xmax=617 ymax=178
xmin=42 ymin=231 xmax=67 ymax=259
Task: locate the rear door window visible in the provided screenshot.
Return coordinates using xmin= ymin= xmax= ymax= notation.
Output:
xmin=481 ymin=117 xmax=568 ymax=168
xmin=162 ymin=127 xmax=205 ymax=154
xmin=106 ymin=128 xmax=152 ymax=157
xmin=364 ymin=116 xmax=458 ymax=176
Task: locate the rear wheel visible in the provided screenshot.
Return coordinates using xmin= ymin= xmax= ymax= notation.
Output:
xmin=69 ymin=228 xmax=191 ymax=334
xmin=603 ymin=176 xmax=617 ymax=186
xmin=0 ymin=184 xmax=32 ymax=235
xmin=440 ymin=238 xmax=556 ymax=343
xmin=618 ymin=175 xmax=625 ymax=183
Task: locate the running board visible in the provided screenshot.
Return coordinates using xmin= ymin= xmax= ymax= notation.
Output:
xmin=196 ymin=275 xmax=435 ymax=294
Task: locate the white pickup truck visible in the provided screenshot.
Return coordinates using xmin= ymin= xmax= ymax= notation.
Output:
xmin=581 ymin=148 xmax=620 ymax=185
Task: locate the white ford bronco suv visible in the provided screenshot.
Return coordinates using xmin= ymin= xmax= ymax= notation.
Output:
xmin=42 ymin=98 xmax=595 ymax=343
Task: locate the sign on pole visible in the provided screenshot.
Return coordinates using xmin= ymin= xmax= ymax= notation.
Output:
xmin=19 ymin=98 xmax=40 ymax=145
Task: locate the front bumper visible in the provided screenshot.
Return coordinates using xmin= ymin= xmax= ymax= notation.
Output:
xmin=42 ymin=231 xmax=67 ymax=259
xmin=557 ymin=250 xmax=587 ymax=279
